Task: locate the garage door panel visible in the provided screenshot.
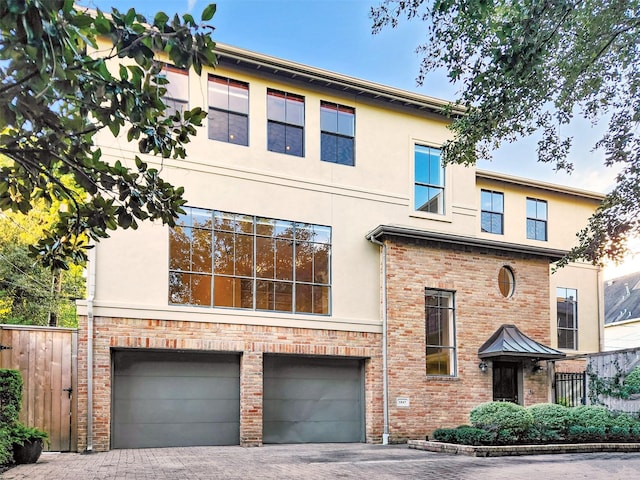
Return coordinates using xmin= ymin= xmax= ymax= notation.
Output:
xmin=114 ymin=376 xmax=239 ymax=400
xmin=112 ymin=350 xmax=240 ymax=448
xmin=263 ymin=356 xmax=364 ymax=443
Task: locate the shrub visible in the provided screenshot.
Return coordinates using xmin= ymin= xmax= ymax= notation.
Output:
xmin=0 ymin=428 xmax=12 ymax=466
xmin=569 ymin=405 xmax=613 ymax=430
xmin=611 ymin=412 xmax=639 ymax=429
xmin=624 ymin=366 xmax=640 ymax=395
xmin=527 ymin=403 xmax=571 ymax=437
xmin=432 ymin=428 xmax=458 ymax=444
xmin=470 ymin=402 xmax=533 ymax=438
xmin=0 ymin=370 xmax=23 ymax=425
xmin=608 ymin=426 xmax=632 ymax=442
xmin=433 ymin=426 xmax=492 ymax=445
xmin=9 ymin=423 xmax=48 ymax=447
xmin=567 ymin=425 xmax=606 ymax=442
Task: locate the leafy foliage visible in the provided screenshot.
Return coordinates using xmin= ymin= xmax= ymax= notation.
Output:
xmin=0 ymin=370 xmax=23 ymax=425
xmin=527 ymin=403 xmax=571 ymax=440
xmin=371 ymin=0 xmax=640 ymax=264
xmin=432 ymin=425 xmax=492 ymax=445
xmin=0 ymin=1 xmax=217 ymax=269
xmin=0 ymin=428 xmax=11 ymax=466
xmin=569 ymin=405 xmax=613 ymax=429
xmin=469 ymin=401 xmax=533 ymax=437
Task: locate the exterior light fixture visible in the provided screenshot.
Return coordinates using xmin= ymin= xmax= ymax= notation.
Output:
xmin=479 ymin=361 xmax=488 ymax=373
xmin=531 ymin=359 xmax=543 ymax=373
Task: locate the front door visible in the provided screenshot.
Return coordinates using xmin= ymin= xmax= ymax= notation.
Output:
xmin=493 ymin=361 xmax=519 ymax=404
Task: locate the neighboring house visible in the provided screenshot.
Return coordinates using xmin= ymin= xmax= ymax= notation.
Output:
xmin=604 ymin=271 xmax=640 ymax=350
xmin=75 ymin=43 xmax=604 ymax=451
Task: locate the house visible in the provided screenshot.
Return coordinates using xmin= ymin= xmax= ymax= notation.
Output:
xmin=604 ymin=271 xmax=640 ymax=350
xmin=75 ymin=43 xmax=604 ymax=451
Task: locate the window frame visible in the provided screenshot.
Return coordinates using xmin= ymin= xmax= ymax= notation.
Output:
xmin=481 ymin=190 xmax=504 ymax=235
xmin=526 ymin=198 xmax=548 ymax=241
xmin=160 ymin=64 xmax=189 ymax=117
xmin=267 ymin=89 xmax=305 ymax=157
xmin=168 ymin=207 xmax=331 ymax=315
xmin=207 ymin=74 xmax=249 ymax=146
xmin=414 ymin=144 xmax=445 ymax=215
xmin=557 ymin=287 xmax=578 ymax=350
xmin=320 ymin=101 xmax=355 ymax=166
xmin=425 ymin=288 xmax=457 ymax=377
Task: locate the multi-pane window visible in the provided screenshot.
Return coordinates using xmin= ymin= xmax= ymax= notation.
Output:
xmin=320 ymin=101 xmax=355 ymax=166
xmin=557 ymin=287 xmax=578 ymax=349
xmin=526 ymin=198 xmax=548 ymax=241
xmin=425 ymin=289 xmax=456 ymax=376
xmin=208 ymin=75 xmax=249 ymax=146
xmin=414 ymin=145 xmax=444 ymax=214
xmin=160 ymin=64 xmax=188 ymax=117
xmin=169 ymin=207 xmax=331 ymax=314
xmin=481 ymin=190 xmax=504 ymax=234
xmin=267 ymin=89 xmax=304 ymax=156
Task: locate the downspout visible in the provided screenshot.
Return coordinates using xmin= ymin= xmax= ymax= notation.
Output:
xmin=367 ymin=234 xmax=389 ymax=445
xmin=85 ymin=243 xmax=96 ymax=453
xmin=597 ymin=266 xmax=604 ymax=352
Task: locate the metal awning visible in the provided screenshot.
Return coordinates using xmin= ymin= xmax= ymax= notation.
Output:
xmin=478 ymin=324 xmax=566 ymax=360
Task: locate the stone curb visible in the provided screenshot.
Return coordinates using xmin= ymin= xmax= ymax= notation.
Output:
xmin=408 ymin=440 xmax=640 ymax=457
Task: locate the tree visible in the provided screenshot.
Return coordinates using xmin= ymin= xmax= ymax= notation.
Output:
xmin=0 ymin=0 xmax=218 ymax=269
xmin=371 ymin=0 xmax=640 ymax=266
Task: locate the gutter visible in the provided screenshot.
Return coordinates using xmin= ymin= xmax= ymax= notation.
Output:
xmin=85 ymin=243 xmax=96 ymax=453
xmin=366 ymin=233 xmax=390 ymax=445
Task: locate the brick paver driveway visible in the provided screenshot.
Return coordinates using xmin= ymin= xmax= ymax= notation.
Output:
xmin=3 ymin=443 xmax=640 ymax=479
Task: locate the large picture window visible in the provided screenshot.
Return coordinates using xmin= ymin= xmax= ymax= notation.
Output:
xmin=320 ymin=101 xmax=355 ymax=166
xmin=169 ymin=207 xmax=331 ymax=314
xmin=557 ymin=287 xmax=578 ymax=349
xmin=425 ymin=289 xmax=456 ymax=376
xmin=414 ymin=145 xmax=444 ymax=214
xmin=481 ymin=190 xmax=504 ymax=234
xmin=267 ymin=89 xmax=304 ymax=157
xmin=526 ymin=198 xmax=548 ymax=241
xmin=208 ymin=75 xmax=249 ymax=146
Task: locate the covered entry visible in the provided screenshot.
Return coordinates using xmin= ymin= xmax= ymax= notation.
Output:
xmin=263 ymin=355 xmax=365 ymax=443
xmin=111 ymin=350 xmax=240 ymax=448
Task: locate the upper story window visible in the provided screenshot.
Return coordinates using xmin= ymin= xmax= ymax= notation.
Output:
xmin=414 ymin=145 xmax=444 ymax=214
xmin=526 ymin=198 xmax=548 ymax=241
xmin=481 ymin=190 xmax=504 ymax=234
xmin=425 ymin=289 xmax=457 ymax=376
xmin=557 ymin=287 xmax=578 ymax=349
xmin=160 ymin=64 xmax=188 ymax=117
xmin=267 ymin=89 xmax=304 ymax=157
xmin=208 ymin=75 xmax=249 ymax=146
xmin=320 ymin=101 xmax=355 ymax=166
xmin=169 ymin=207 xmax=331 ymax=315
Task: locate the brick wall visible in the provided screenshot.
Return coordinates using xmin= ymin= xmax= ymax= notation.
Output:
xmin=384 ymin=237 xmax=553 ymax=441
xmin=76 ymin=317 xmax=382 ymax=451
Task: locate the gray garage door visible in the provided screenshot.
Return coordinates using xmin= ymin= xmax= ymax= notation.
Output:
xmin=263 ymin=356 xmax=364 ymax=443
xmin=112 ymin=350 xmax=240 ymax=448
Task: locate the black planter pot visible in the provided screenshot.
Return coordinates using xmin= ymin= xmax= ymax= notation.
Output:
xmin=12 ymin=439 xmax=43 ymax=464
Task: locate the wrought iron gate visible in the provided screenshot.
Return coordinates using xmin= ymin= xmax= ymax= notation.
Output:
xmin=554 ymin=372 xmax=586 ymax=407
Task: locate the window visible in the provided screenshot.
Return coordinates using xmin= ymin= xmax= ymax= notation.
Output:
xmin=481 ymin=190 xmax=504 ymax=234
xmin=160 ymin=64 xmax=188 ymax=117
xmin=267 ymin=89 xmax=304 ymax=156
xmin=557 ymin=287 xmax=578 ymax=349
xmin=320 ymin=101 xmax=355 ymax=166
xmin=498 ymin=266 xmax=515 ymax=298
xmin=208 ymin=75 xmax=249 ymax=146
xmin=425 ymin=289 xmax=456 ymax=376
xmin=169 ymin=207 xmax=331 ymax=314
xmin=526 ymin=198 xmax=547 ymax=241
xmin=414 ymin=145 xmax=444 ymax=214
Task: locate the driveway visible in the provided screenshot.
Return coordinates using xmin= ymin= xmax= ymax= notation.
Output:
xmin=3 ymin=443 xmax=640 ymax=479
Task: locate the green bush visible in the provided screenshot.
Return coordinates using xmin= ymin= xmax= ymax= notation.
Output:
xmin=624 ymin=366 xmax=640 ymax=394
xmin=569 ymin=405 xmax=613 ymax=430
xmin=433 ymin=426 xmax=492 ymax=445
xmin=432 ymin=427 xmax=458 ymax=444
xmin=527 ymin=403 xmax=571 ymax=436
xmin=611 ymin=412 xmax=639 ymax=429
xmin=567 ymin=425 xmax=606 ymax=442
xmin=608 ymin=426 xmax=632 ymax=442
xmin=470 ymin=402 xmax=533 ymax=438
xmin=0 ymin=428 xmax=12 ymax=466
xmin=0 ymin=370 xmax=23 ymax=425
xmin=9 ymin=422 xmax=48 ymax=447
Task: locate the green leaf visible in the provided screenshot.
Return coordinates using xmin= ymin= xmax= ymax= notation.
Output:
xmin=201 ymin=4 xmax=217 ymax=21
xmin=154 ymin=11 xmax=169 ymax=28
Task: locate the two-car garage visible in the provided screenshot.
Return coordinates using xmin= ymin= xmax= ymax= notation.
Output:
xmin=111 ymin=350 xmax=365 ymax=448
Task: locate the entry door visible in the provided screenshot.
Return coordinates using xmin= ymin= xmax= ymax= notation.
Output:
xmin=493 ymin=361 xmax=519 ymax=404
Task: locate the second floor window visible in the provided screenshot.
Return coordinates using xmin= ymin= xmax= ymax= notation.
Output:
xmin=320 ymin=101 xmax=355 ymax=166
xmin=267 ymin=89 xmax=304 ymax=157
xmin=414 ymin=145 xmax=444 ymax=214
xmin=557 ymin=287 xmax=578 ymax=349
xmin=208 ymin=75 xmax=249 ymax=146
xmin=169 ymin=207 xmax=331 ymax=315
xmin=425 ymin=289 xmax=457 ymax=376
xmin=526 ymin=198 xmax=548 ymax=241
xmin=160 ymin=65 xmax=188 ymax=117
xmin=481 ymin=190 xmax=504 ymax=234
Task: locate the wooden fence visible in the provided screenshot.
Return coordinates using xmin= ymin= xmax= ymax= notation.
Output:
xmin=0 ymin=324 xmax=77 ymax=452
xmin=586 ymin=347 xmax=640 ymax=413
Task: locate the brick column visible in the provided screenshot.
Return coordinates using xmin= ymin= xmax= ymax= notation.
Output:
xmin=240 ymin=351 xmax=263 ymax=446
